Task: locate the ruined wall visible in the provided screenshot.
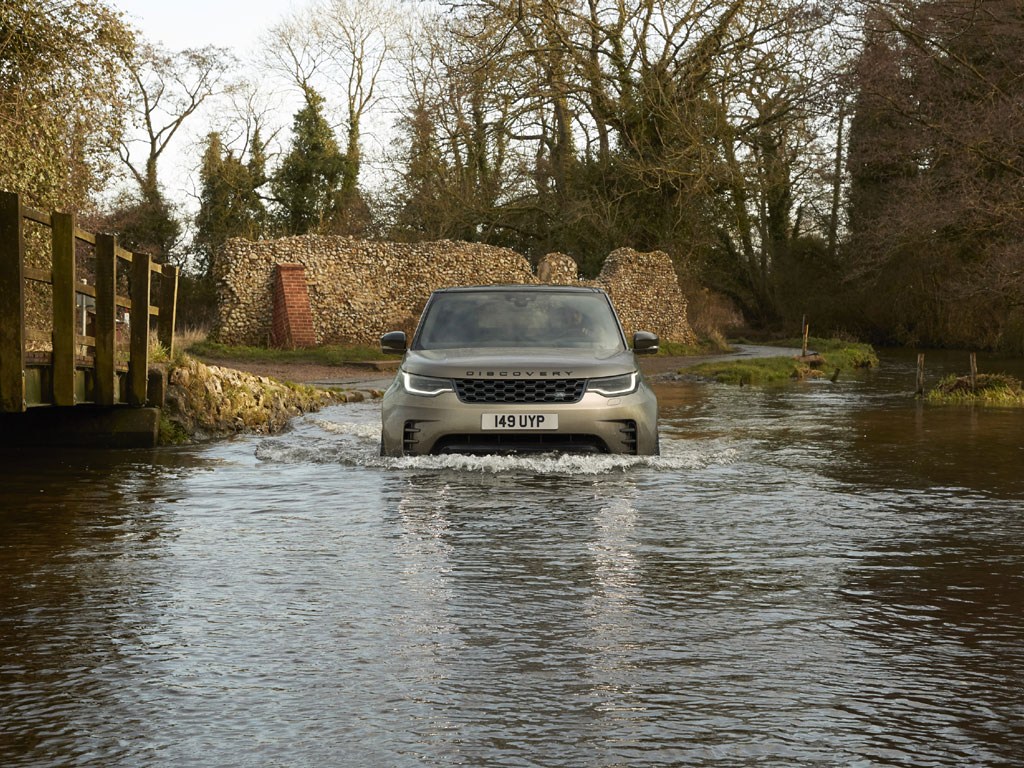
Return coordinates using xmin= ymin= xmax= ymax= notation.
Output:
xmin=211 ymin=236 xmax=695 ymax=346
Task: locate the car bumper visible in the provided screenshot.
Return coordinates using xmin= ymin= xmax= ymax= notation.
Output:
xmin=381 ymin=381 xmax=658 ymax=456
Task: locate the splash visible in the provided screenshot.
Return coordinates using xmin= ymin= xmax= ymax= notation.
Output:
xmin=255 ymin=414 xmax=738 ymax=475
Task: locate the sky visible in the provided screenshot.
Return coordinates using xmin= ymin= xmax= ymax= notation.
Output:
xmin=113 ymin=0 xmax=293 ymax=52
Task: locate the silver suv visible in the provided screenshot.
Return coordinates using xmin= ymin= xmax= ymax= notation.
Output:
xmin=380 ymin=286 xmax=659 ymax=456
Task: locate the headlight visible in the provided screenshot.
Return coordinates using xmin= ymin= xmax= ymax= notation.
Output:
xmin=588 ymin=371 xmax=639 ymax=396
xmin=401 ymin=371 xmax=453 ymax=396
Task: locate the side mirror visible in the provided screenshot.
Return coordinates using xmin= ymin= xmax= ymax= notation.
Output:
xmin=633 ymin=331 xmax=659 ymax=355
xmin=381 ymin=331 xmax=407 ymax=354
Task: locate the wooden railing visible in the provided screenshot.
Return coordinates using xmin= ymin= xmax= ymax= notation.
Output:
xmin=0 ymin=190 xmax=178 ymax=413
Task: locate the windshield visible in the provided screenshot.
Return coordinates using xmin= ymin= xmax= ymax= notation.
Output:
xmin=414 ymin=290 xmax=626 ymax=351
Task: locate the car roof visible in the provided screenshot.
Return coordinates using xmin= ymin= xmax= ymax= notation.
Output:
xmin=433 ymin=284 xmax=604 ymax=294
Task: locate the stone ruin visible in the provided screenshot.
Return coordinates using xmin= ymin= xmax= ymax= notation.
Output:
xmin=210 ymin=235 xmax=696 ymax=348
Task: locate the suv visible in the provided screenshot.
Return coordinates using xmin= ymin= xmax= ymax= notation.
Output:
xmin=379 ymin=286 xmax=659 ymax=456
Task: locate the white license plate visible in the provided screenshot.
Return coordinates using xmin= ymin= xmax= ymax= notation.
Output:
xmin=481 ymin=413 xmax=558 ymax=430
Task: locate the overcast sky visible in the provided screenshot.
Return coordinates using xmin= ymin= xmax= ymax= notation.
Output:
xmin=113 ymin=0 xmax=292 ymax=52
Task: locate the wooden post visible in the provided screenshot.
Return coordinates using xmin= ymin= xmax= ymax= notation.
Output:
xmin=128 ymin=252 xmax=150 ymax=406
xmin=157 ymin=264 xmax=178 ymax=358
xmin=801 ymin=315 xmax=809 ymax=357
xmin=94 ymin=234 xmax=117 ymax=405
xmin=916 ymin=353 xmax=925 ymax=396
xmin=969 ymin=352 xmax=978 ymax=392
xmin=0 ymin=191 xmax=26 ymax=413
xmin=52 ymin=211 xmax=77 ymax=406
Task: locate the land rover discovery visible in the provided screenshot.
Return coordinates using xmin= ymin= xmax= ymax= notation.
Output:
xmin=379 ymin=285 xmax=659 ymax=456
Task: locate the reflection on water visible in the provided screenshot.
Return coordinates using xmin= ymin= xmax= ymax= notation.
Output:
xmin=2 ymin=351 xmax=1023 ymax=766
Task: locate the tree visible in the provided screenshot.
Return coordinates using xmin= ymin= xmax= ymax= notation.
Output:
xmin=194 ymin=131 xmax=267 ymax=279
xmin=270 ymin=89 xmax=349 ymax=235
xmin=116 ymin=42 xmax=233 ymax=261
xmin=844 ymin=0 xmax=1024 ymax=348
xmin=0 ymin=0 xmax=134 ymax=209
xmin=264 ymin=0 xmax=400 ymax=231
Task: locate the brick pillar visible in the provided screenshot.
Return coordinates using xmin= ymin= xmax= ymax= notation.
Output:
xmin=270 ymin=263 xmax=317 ymax=348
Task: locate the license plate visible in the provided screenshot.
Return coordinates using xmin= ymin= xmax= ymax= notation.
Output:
xmin=481 ymin=413 xmax=558 ymax=430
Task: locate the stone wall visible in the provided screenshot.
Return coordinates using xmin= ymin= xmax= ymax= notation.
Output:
xmin=211 ymin=235 xmax=695 ymax=346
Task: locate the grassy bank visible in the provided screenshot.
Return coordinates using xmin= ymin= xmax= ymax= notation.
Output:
xmin=925 ymin=373 xmax=1024 ymax=406
xmin=686 ymin=337 xmax=878 ymax=385
xmin=762 ymin=336 xmax=879 ymax=369
xmin=187 ymin=339 xmax=401 ymax=365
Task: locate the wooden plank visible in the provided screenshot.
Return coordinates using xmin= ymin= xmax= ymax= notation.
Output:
xmin=21 ymin=205 xmax=51 ymax=227
xmin=115 ymin=245 xmax=133 ymax=263
xmin=115 ymin=296 xmax=132 ymax=309
xmin=76 ymin=335 xmax=96 ymax=346
xmin=158 ymin=264 xmax=178 ymax=357
xmin=149 ymin=305 xmax=159 ymax=316
xmin=24 ymin=266 xmax=53 ymax=284
xmin=24 ymin=328 xmax=52 ymax=342
xmin=94 ymin=234 xmax=117 ymax=405
xmin=128 ymin=252 xmax=150 ymax=406
xmin=74 ymin=227 xmax=96 ymax=246
xmin=52 ymin=211 xmax=77 ymax=405
xmin=76 ymin=283 xmax=96 ymax=298
xmin=0 ymin=191 xmax=26 ymax=412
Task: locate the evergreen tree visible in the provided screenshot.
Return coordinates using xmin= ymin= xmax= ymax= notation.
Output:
xmin=270 ymin=89 xmax=349 ymax=235
xmin=194 ymin=131 xmax=267 ymax=278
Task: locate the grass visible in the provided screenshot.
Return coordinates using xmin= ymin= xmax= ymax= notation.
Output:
xmin=762 ymin=336 xmax=878 ymax=368
xmin=686 ymin=355 xmax=816 ymax=385
xmin=685 ymin=337 xmax=878 ymax=385
xmin=925 ymin=373 xmax=1024 ymax=406
xmin=655 ymin=332 xmax=733 ymax=357
xmin=186 ymin=338 xmax=401 ymax=365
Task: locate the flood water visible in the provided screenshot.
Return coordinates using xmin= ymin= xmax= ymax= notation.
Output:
xmin=2 ymin=349 xmax=1023 ymax=767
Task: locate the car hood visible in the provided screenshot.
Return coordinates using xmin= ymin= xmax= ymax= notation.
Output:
xmin=403 ymin=347 xmax=637 ymax=379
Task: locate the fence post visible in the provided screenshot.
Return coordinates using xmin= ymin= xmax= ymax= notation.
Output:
xmin=52 ymin=211 xmax=77 ymax=406
xmin=94 ymin=234 xmax=117 ymax=405
xmin=128 ymin=252 xmax=150 ymax=406
xmin=916 ymin=353 xmax=925 ymax=396
xmin=0 ymin=191 xmax=26 ymax=413
xmin=157 ymin=264 xmax=178 ymax=359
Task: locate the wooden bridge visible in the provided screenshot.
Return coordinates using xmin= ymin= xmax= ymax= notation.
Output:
xmin=0 ymin=191 xmax=178 ymax=446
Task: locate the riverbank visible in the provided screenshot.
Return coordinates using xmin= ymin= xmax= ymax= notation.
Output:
xmin=677 ymin=337 xmax=878 ymax=385
xmin=160 ymin=357 xmax=383 ymax=444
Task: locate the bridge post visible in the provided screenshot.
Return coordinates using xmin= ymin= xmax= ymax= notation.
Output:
xmin=52 ymin=211 xmax=77 ymax=406
xmin=128 ymin=252 xmax=150 ymax=406
xmin=94 ymin=234 xmax=117 ymax=405
xmin=0 ymin=191 xmax=25 ymax=413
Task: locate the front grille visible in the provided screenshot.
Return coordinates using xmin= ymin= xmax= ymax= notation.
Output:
xmin=431 ymin=433 xmax=609 ymax=455
xmin=454 ymin=378 xmax=586 ymax=404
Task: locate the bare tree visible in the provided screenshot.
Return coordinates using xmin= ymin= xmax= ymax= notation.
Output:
xmin=263 ymin=0 xmax=402 ymax=201
xmin=119 ymin=43 xmax=234 ymax=206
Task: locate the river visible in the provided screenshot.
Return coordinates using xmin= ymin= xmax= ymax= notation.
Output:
xmin=2 ymin=349 xmax=1023 ymax=767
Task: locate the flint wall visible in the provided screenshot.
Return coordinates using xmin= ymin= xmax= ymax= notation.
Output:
xmin=211 ymin=236 xmax=695 ymax=346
